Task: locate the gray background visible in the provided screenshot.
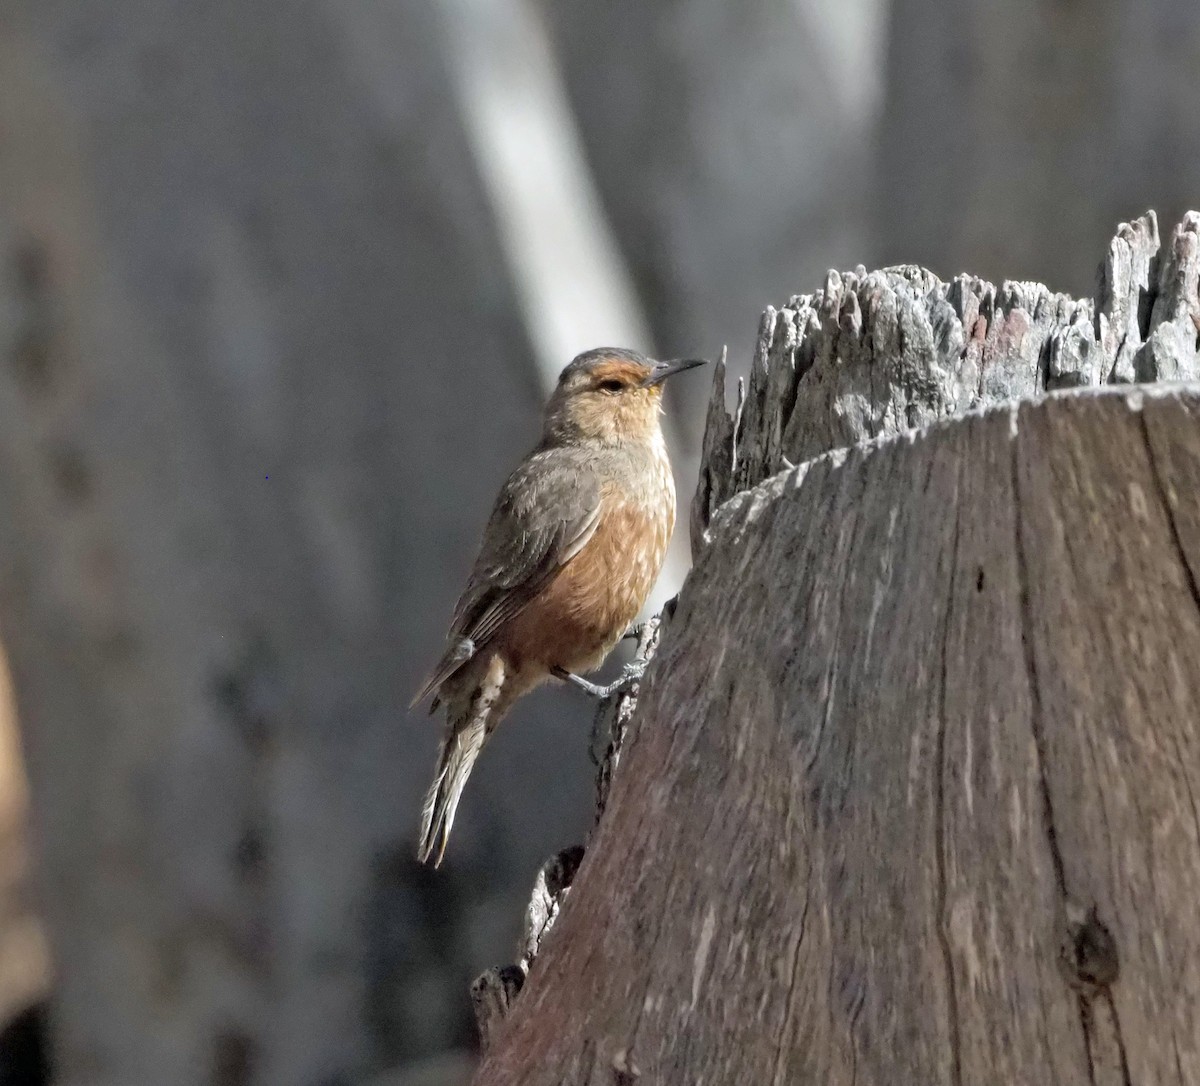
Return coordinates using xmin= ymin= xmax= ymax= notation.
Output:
xmin=0 ymin=1 xmax=1197 ymax=1083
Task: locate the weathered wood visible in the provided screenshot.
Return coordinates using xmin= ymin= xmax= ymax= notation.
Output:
xmin=470 ymin=847 xmax=584 ymax=1049
xmin=591 ymin=616 xmax=665 ymax=827
xmin=477 ymin=384 xmax=1200 ymax=1084
xmin=470 ymin=619 xmax=663 ymax=1050
xmin=692 ymin=211 xmax=1200 ymax=545
xmin=476 ymin=215 xmax=1200 ymax=1082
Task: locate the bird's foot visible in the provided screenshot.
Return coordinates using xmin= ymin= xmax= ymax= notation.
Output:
xmin=621 ymin=595 xmax=679 ymax=643
xmin=552 ymin=660 xmax=647 ymax=699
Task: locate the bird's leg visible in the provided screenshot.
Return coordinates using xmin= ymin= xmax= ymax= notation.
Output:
xmin=552 ymin=667 xmax=609 ymax=697
xmin=552 ymin=661 xmax=647 ymax=699
xmin=620 ymin=621 xmax=646 ymax=642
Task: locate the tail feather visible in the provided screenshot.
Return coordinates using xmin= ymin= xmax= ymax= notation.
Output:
xmin=417 ymin=716 xmax=487 ymax=867
xmin=410 ymin=635 xmax=477 ymax=711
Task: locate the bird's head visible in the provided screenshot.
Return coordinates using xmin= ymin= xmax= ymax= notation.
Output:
xmin=541 ymin=348 xmax=706 ymax=447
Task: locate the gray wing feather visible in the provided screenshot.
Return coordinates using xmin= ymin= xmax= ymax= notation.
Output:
xmin=411 ymin=448 xmax=601 ymax=707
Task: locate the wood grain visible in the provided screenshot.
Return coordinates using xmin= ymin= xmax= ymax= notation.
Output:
xmin=476 ymin=385 xmax=1200 ymax=1084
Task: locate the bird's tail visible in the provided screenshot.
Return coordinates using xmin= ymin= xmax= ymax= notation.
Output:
xmin=417 ymin=713 xmax=488 ymax=868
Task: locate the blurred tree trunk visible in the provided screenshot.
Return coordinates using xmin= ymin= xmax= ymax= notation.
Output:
xmin=878 ymin=0 xmax=1200 ymax=295
xmin=0 ymin=648 xmax=48 ymax=1040
xmin=0 ymin=5 xmax=594 ymax=1083
xmin=474 ymin=215 xmax=1200 ymax=1082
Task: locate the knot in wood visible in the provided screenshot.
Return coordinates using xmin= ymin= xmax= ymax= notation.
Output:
xmin=470 ymin=965 xmax=526 ymax=1049
xmin=1060 ymin=904 xmax=1119 ymax=995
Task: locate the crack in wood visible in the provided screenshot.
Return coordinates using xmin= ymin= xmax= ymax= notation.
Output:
xmin=1139 ymin=409 xmax=1200 ymax=617
xmin=770 ymin=851 xmax=813 ymax=1086
xmin=1136 ymin=404 xmax=1200 ymax=886
xmin=805 ymin=477 xmax=862 ymax=779
xmin=934 ymin=486 xmax=965 ymax=1086
xmin=1106 ymin=993 xmax=1134 ymax=1086
xmin=1010 ymin=412 xmax=1069 ymax=897
xmin=1080 ymin=999 xmax=1098 ymax=1086
xmin=1008 ymin=408 xmax=1110 ymax=1078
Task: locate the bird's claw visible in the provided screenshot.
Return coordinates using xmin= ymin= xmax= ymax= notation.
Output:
xmin=620 ymin=621 xmax=646 ymax=643
xmin=607 ymin=659 xmax=647 ymax=696
xmin=553 ymin=660 xmax=646 ymax=699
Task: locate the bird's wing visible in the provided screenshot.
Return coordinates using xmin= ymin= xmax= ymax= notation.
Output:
xmin=411 ymin=448 xmax=602 ymax=708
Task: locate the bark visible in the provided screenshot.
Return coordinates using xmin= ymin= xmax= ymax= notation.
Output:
xmin=694 ymin=210 xmax=1200 ymax=539
xmin=474 ymin=213 xmax=1200 ymax=1082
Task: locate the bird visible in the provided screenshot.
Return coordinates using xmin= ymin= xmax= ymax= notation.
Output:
xmin=411 ymin=347 xmax=706 ymax=866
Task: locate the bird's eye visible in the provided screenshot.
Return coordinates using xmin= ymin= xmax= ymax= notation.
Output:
xmin=597 ymin=379 xmax=624 ymax=393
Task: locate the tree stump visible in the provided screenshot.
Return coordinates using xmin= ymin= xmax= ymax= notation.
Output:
xmin=474 ymin=212 xmax=1200 ymax=1083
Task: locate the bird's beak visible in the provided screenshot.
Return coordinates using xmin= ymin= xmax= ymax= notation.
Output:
xmin=640 ymin=357 xmax=708 ymax=388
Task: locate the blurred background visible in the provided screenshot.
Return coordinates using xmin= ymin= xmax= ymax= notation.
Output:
xmin=0 ymin=1 xmax=1197 ymax=1084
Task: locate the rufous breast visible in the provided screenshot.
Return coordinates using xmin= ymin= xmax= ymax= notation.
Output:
xmin=501 ymin=444 xmax=675 ymax=675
